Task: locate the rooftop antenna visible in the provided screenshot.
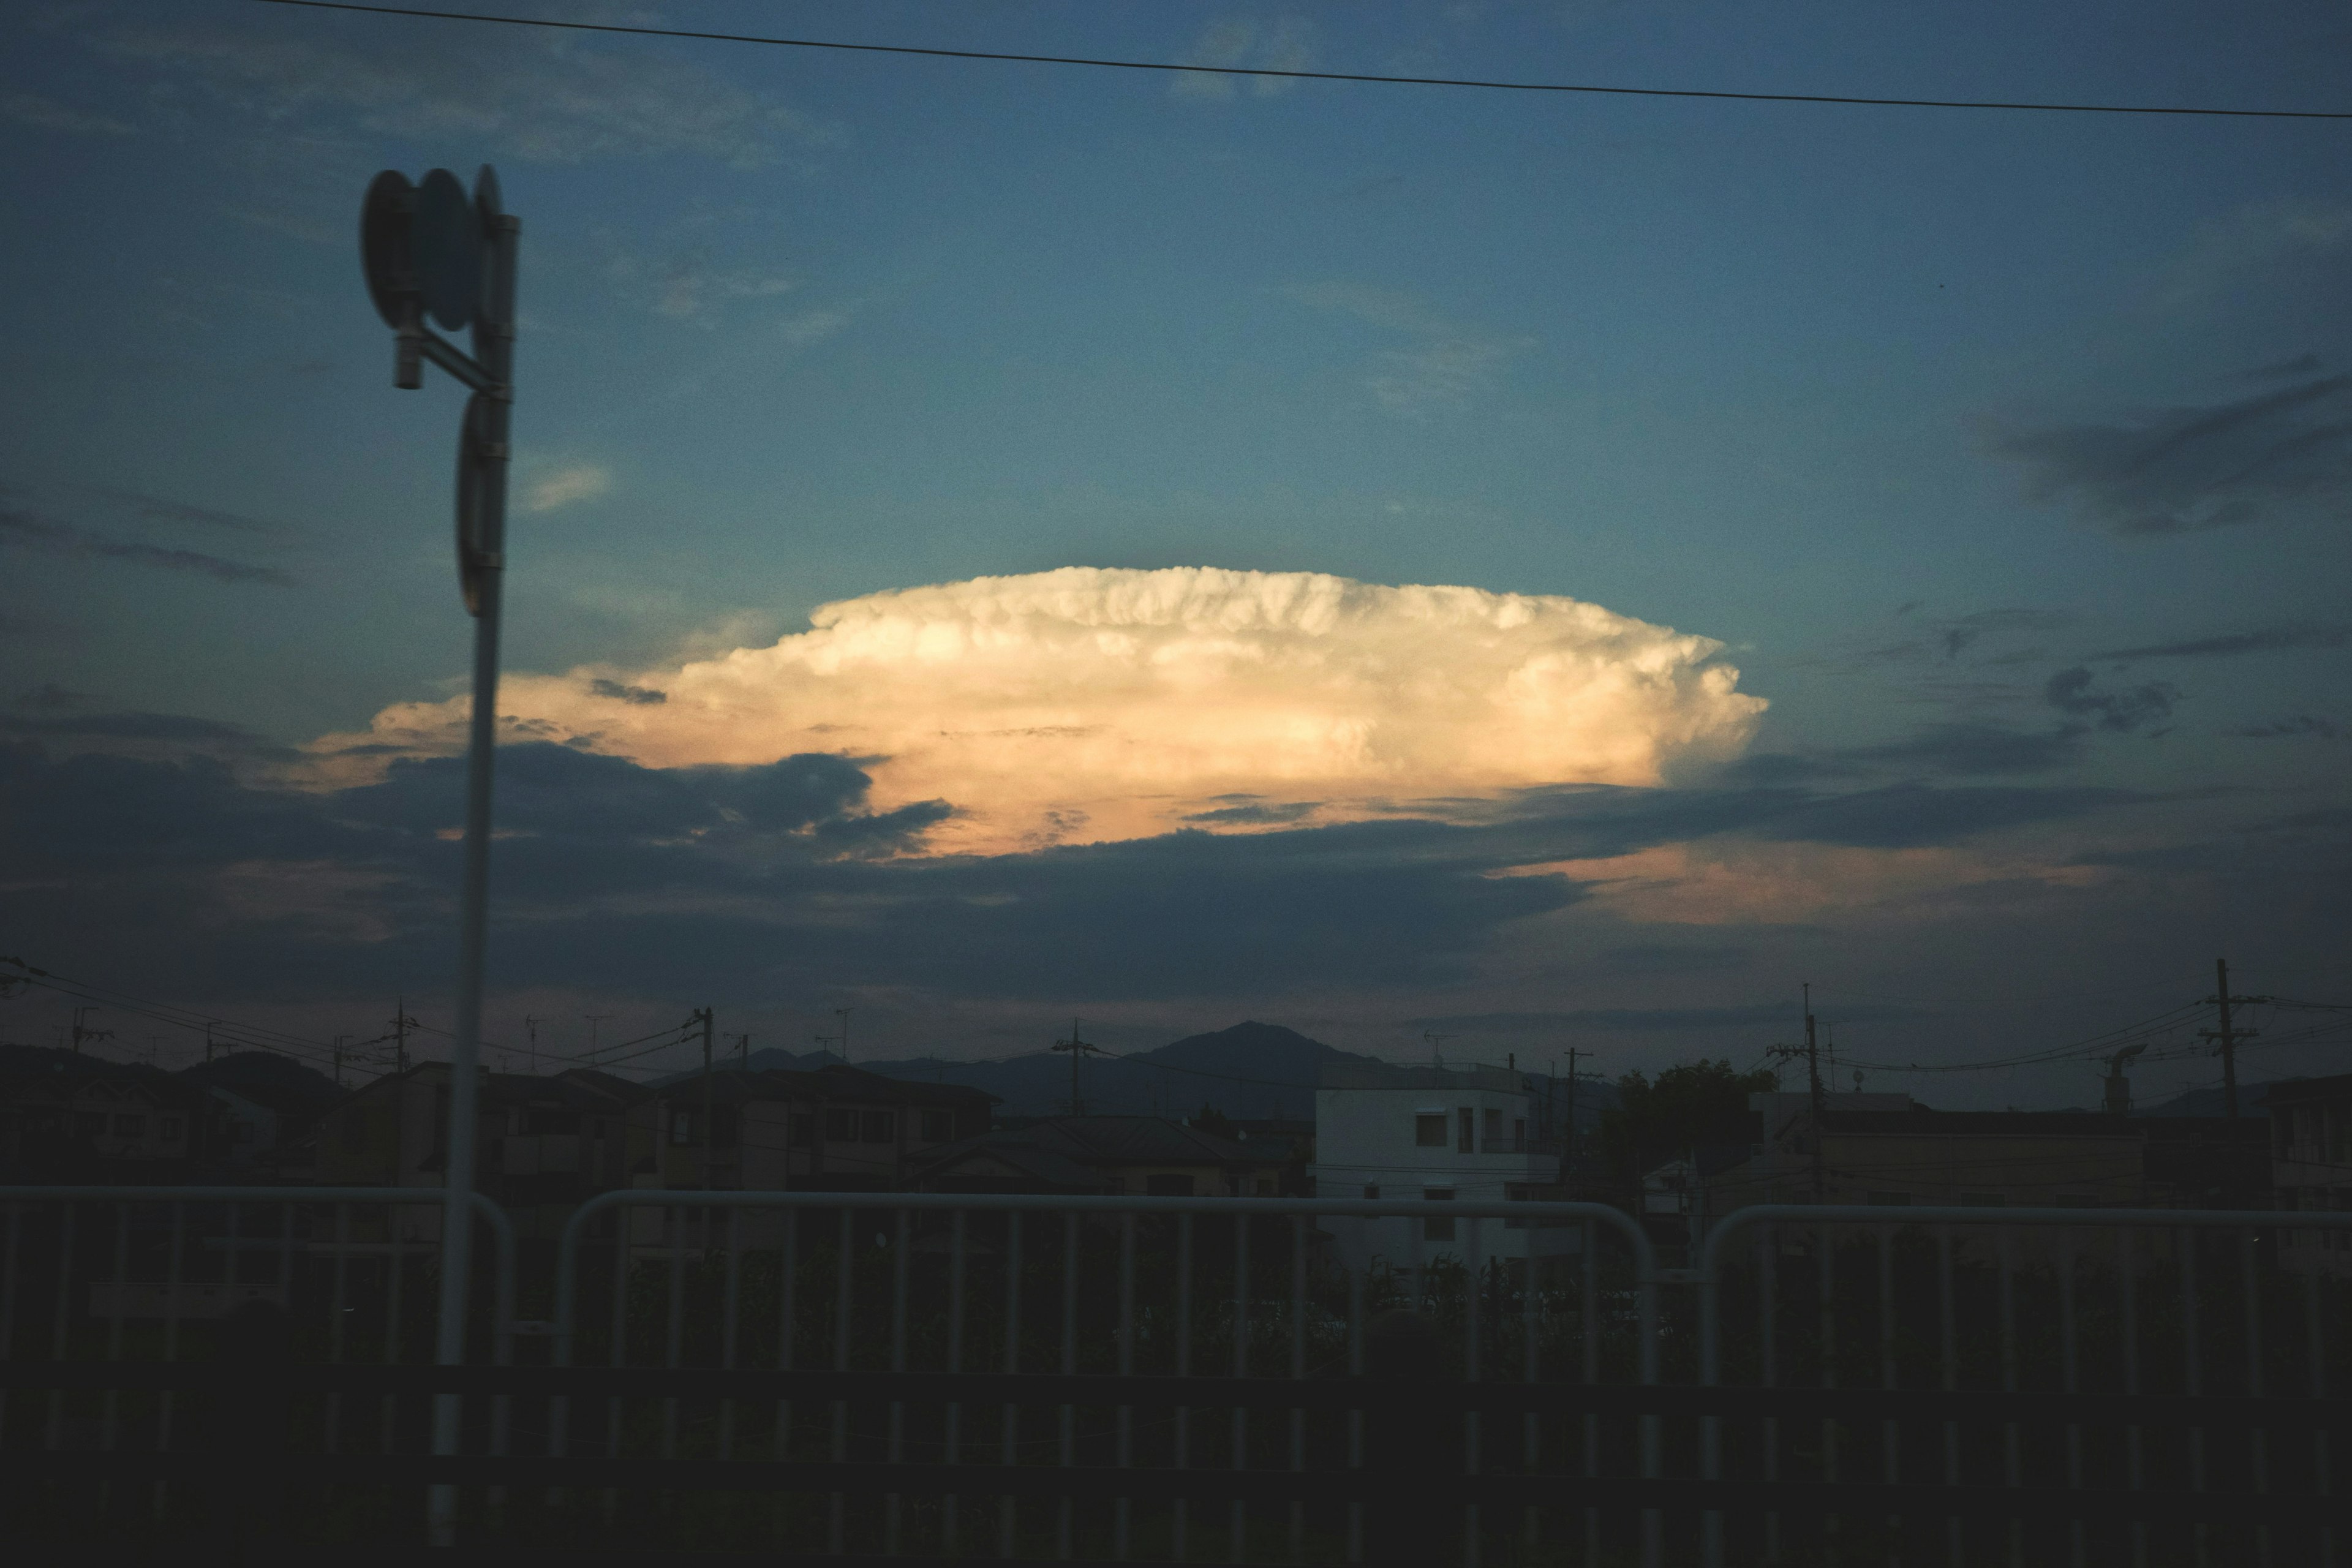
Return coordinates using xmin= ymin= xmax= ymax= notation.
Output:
xmin=1422 ymin=1030 xmax=1454 ymax=1069
xmin=834 ymin=1006 xmax=852 ymax=1065
xmin=524 ymin=1014 xmax=543 ymax=1074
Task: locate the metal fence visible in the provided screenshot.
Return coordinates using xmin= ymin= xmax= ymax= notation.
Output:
xmin=2 ymin=1185 xmax=2345 ymax=1567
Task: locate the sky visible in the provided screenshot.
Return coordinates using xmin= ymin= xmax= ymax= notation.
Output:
xmin=2 ymin=0 xmax=2348 ymax=1106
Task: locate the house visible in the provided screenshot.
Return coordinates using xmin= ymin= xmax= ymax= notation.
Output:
xmin=1702 ymin=1092 xmax=2272 ymax=1216
xmin=179 ymin=1051 xmax=342 ymax=1177
xmin=2266 ymin=1074 xmax=2352 ymax=1276
xmin=909 ymin=1115 xmax=1280 ymax=1197
xmin=1308 ymin=1061 xmax=1580 ymax=1280
xmin=0 ymin=1059 xmax=219 ymax=1178
xmin=636 ymin=1063 xmax=995 ymax=1194
xmin=1227 ymin=1118 xmax=1314 ymax=1195
xmin=311 ymin=1063 xmax=650 ymax=1241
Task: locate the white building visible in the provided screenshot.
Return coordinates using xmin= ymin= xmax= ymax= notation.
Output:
xmin=1310 ymin=1061 xmax=1578 ymax=1280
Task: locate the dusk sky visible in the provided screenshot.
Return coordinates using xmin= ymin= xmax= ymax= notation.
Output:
xmin=3 ymin=0 xmax=2348 ymax=1104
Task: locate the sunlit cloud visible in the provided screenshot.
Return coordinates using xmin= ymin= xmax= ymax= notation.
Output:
xmin=1507 ymin=840 xmax=2108 ymax=926
xmin=524 ymin=464 xmax=611 ymax=514
xmin=314 ymin=566 xmax=1765 ymax=853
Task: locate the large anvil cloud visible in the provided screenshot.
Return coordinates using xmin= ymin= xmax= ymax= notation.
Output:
xmin=318 ymin=567 xmax=1766 ymax=851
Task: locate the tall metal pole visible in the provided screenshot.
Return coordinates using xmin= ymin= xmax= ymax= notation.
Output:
xmin=2213 ymin=958 xmax=2240 ymax=1122
xmin=1804 ymin=984 xmax=1825 ymax=1204
xmin=427 ymin=184 xmax=518 ymax=1547
xmin=700 ymin=1008 xmax=716 ymax=1189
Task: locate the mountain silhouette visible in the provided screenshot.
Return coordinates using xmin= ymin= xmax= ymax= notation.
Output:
xmin=804 ymin=1020 xmax=1382 ymax=1118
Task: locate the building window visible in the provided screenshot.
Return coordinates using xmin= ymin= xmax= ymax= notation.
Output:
xmin=1457 ymin=1109 xmax=1474 ymax=1154
xmin=824 ymin=1109 xmax=859 ymax=1142
xmin=78 ymin=1112 xmax=105 ymax=1139
xmin=159 ymin=1116 xmax=183 ymax=1142
xmin=113 ymin=1114 xmax=146 ymax=1138
xmin=1414 ymin=1114 xmax=1446 ymax=1148
xmin=1959 ymin=1192 xmax=2007 ymax=1207
xmin=669 ymin=1110 xmax=694 ymax=1146
xmin=1864 ymin=1191 xmax=1911 ymax=1207
xmin=920 ymin=1109 xmax=953 ymax=1143
xmin=1254 ymin=1178 xmax=1275 ymax=1196
xmin=1423 ymin=1188 xmax=1455 ymax=1240
xmin=862 ymin=1110 xmax=896 ymax=1144
xmin=1147 ymin=1174 xmax=1194 ymax=1197
xmin=1482 ymin=1108 xmax=1503 ymax=1150
xmin=1362 ymin=1183 xmax=1380 ymax=1200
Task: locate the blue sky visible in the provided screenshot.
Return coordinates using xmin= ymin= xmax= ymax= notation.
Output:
xmin=2 ymin=0 xmax=2348 ymax=1102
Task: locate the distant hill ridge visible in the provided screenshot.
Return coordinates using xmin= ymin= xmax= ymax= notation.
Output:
xmin=657 ymin=1022 xmax=1385 ymax=1119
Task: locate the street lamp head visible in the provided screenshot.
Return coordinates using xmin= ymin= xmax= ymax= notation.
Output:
xmin=360 ymin=170 xmax=418 ymax=330
xmin=412 ymin=167 xmax=483 ymax=332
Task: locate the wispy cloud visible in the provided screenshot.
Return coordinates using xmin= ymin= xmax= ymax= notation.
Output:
xmin=0 ymin=501 xmax=292 ymax=586
xmin=779 ymin=307 xmax=853 ymax=347
xmin=2231 ymin=715 xmax=2343 ymax=740
xmin=1170 ymin=15 xmax=1316 ymax=100
xmin=85 ymin=486 xmax=287 ymax=535
xmin=1985 ymin=369 xmax=2352 ymax=536
xmin=94 ymin=12 xmax=839 ymax=168
xmin=2152 ymin=200 xmax=2352 ymax=311
xmin=0 ymin=89 xmax=134 ymax=137
xmin=524 ymin=464 xmax=612 ymax=514
xmin=1282 ymin=281 xmax=1532 ymax=415
xmin=2043 ymin=667 xmax=2177 ymax=733
xmin=588 ymin=678 xmax=666 ymax=706
xmin=2093 ymin=625 xmax=2348 ymax=660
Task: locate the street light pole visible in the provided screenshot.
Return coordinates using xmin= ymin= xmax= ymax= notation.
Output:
xmin=361 ymin=164 xmax=518 ymax=1547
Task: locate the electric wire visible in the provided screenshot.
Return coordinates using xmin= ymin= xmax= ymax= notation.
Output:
xmin=251 ymin=0 xmax=2352 ymax=122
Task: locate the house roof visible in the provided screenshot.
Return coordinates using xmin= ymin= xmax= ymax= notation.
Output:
xmin=1023 ymin=1115 xmax=1261 ymax=1167
xmin=1817 ymin=1110 xmax=2143 ymax=1137
xmin=908 ymin=1116 xmax=1266 ymax=1187
xmin=913 ymin=1139 xmax=1104 ymax=1191
xmin=2261 ymin=1073 xmax=2352 ymax=1108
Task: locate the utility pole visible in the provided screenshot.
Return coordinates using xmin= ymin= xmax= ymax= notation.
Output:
xmin=692 ymin=1006 xmax=715 ymax=1189
xmin=834 ymin=1006 xmax=852 ymax=1066
xmin=1052 ymin=1018 xmax=1104 ymax=1116
xmin=391 ymin=999 xmax=420 ymax=1076
xmin=205 ymin=1020 xmax=216 ymax=1066
xmin=583 ymin=1013 xmax=612 ymax=1063
xmin=1559 ymin=1047 xmax=1587 ymax=1186
xmin=1769 ymin=988 xmax=1826 ymax=1202
xmin=70 ymin=1006 xmax=113 ymax=1056
xmin=334 ymin=1035 xmax=349 ymax=1088
xmin=524 ymin=1014 xmax=543 ymax=1074
xmin=2199 ymin=957 xmax=2261 ymax=1121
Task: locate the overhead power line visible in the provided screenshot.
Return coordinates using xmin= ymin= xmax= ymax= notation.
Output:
xmin=253 ymin=1 xmax=2352 ymax=122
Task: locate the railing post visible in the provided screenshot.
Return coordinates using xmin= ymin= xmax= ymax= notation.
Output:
xmin=216 ymin=1298 xmax=292 ymax=1565
xmin=1361 ymin=1308 xmax=1447 ymax=1567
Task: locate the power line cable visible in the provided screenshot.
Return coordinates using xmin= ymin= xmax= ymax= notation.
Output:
xmin=252 ymin=1 xmax=2352 ymax=122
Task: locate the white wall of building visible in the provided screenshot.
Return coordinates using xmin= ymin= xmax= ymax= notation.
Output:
xmin=1309 ymin=1063 xmax=1578 ymax=1278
